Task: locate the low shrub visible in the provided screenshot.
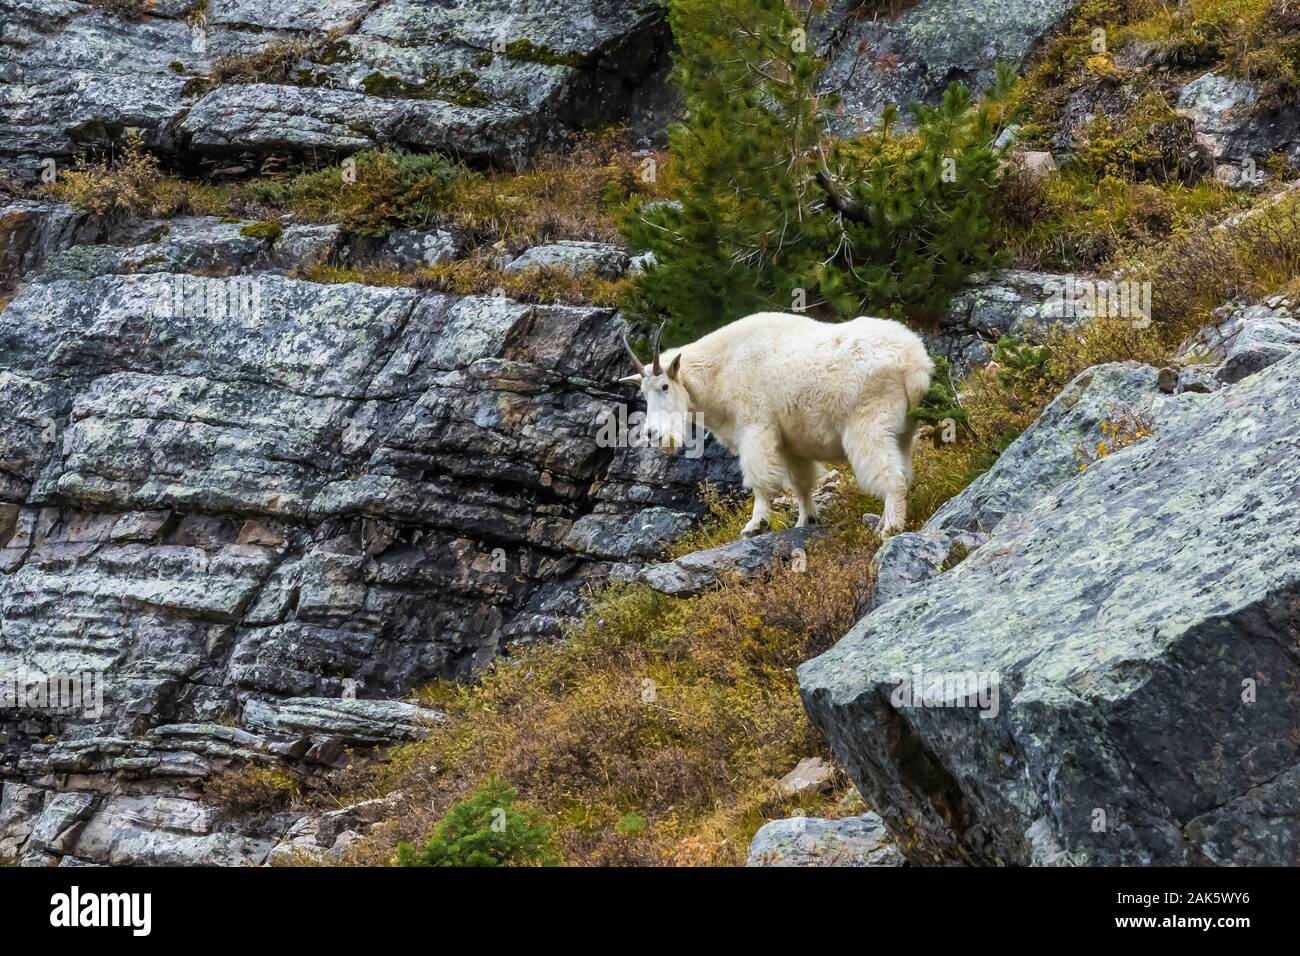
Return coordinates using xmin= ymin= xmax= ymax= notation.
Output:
xmin=395 ymin=778 xmax=557 ymax=867
xmin=43 ymin=132 xmax=228 ymax=220
xmin=267 ymin=149 xmax=465 ymax=237
xmin=184 ymin=38 xmax=317 ymax=96
xmin=1122 ymin=186 xmax=1300 ymax=335
xmin=204 ymin=764 xmax=302 ymax=815
xmin=1074 ymin=405 xmax=1155 ymax=471
xmin=443 ymin=129 xmax=665 ymax=246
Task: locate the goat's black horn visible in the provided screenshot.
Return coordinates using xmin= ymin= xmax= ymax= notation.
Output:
xmin=651 ymin=320 xmax=666 ymax=375
xmin=621 ymin=328 xmax=643 ymax=371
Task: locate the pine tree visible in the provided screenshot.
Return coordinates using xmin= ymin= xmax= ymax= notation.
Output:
xmin=395 ymin=778 xmax=555 ymax=867
xmin=621 ymin=1 xmax=1016 ymax=340
xmin=620 ymin=0 xmax=833 ymax=341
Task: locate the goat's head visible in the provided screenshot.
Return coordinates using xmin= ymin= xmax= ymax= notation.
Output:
xmin=618 ymin=322 xmax=689 ymax=450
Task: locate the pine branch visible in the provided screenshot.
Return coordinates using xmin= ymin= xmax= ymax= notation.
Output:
xmin=815 ymin=167 xmax=870 ymax=223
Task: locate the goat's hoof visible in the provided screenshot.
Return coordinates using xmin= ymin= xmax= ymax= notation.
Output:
xmin=740 ymin=519 xmax=769 ymax=539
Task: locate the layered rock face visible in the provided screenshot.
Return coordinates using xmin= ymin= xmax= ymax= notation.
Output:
xmin=0 ymin=0 xmax=672 ymax=179
xmin=0 ymin=221 xmax=736 ymax=865
xmin=814 ymin=0 xmax=1075 ymax=132
xmin=800 ymin=304 xmax=1300 ymax=865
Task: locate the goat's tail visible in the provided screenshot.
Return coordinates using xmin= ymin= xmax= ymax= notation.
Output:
xmin=903 ymin=353 xmax=934 ymax=410
xmin=897 ymin=353 xmax=934 ymax=462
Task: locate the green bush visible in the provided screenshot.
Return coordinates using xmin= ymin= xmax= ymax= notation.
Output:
xmin=265 ymin=150 xmax=468 ymax=237
xmin=619 ymin=0 xmax=1011 ymax=341
xmin=395 ymin=778 xmax=556 ymax=867
xmin=910 ymin=355 xmax=970 ymax=446
xmin=992 ymin=337 xmax=1053 ymax=391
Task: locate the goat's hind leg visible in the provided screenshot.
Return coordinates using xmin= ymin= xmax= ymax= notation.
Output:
xmin=785 ymin=455 xmax=820 ymax=528
xmin=844 ymin=416 xmax=912 ymax=536
xmin=738 ymin=427 xmax=785 ymax=539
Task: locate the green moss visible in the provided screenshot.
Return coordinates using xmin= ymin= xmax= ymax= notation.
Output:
xmin=616 ymin=814 xmax=647 ymax=836
xmin=359 ymin=69 xmax=489 ymax=107
xmin=503 ymin=38 xmax=585 ymax=68
xmin=318 ymin=38 xmax=354 ymax=65
xmin=169 ymin=61 xmax=186 ymax=74
xmin=360 ymin=71 xmax=404 ymax=97
xmin=239 ymin=221 xmax=284 ymax=241
xmin=938 ymin=541 xmax=973 ymax=573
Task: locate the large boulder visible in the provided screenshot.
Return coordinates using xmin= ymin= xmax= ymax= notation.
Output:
xmin=928 ymin=362 xmax=1159 ymax=532
xmin=800 ymin=336 xmax=1300 ymax=865
xmin=1176 ymin=72 xmax=1300 ymax=184
xmin=746 ymin=812 xmax=906 ymax=867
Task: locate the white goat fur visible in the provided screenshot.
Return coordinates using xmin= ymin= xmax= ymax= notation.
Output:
xmin=627 ymin=311 xmax=933 ymax=537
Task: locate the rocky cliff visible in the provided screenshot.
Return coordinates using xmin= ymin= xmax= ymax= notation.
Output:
xmin=0 ymin=208 xmax=745 ymax=864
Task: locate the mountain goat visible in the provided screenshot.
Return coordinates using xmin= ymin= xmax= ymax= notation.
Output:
xmin=620 ymin=312 xmax=933 ymax=538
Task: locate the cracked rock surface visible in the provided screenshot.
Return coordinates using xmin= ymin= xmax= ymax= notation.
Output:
xmin=0 ymin=226 xmax=737 ymax=863
xmin=0 ymin=0 xmax=673 ymax=179
xmin=800 ymin=313 xmax=1300 ymax=865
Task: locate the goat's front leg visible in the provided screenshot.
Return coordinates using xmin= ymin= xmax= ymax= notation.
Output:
xmin=738 ymin=427 xmax=784 ymax=539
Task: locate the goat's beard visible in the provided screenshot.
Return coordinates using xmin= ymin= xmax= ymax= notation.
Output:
xmin=642 ymin=409 xmax=705 ymax=458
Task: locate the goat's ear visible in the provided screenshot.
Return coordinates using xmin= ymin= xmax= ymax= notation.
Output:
xmin=666 ymin=353 xmax=682 ymax=380
xmin=618 ymin=373 xmax=643 ymax=386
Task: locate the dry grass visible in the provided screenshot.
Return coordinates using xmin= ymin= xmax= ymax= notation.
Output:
xmin=995 ymin=157 xmax=1251 ymax=273
xmin=299 ymin=259 xmax=629 ymax=307
xmin=230 ymin=129 xmax=667 ymax=249
xmin=183 ymin=39 xmax=315 ymax=96
xmin=331 ymin=489 xmax=878 ymax=867
xmin=204 ymin=764 xmax=303 ymax=817
xmin=441 ymin=130 xmax=670 ymax=246
xmin=42 ymin=132 xmax=228 ymax=220
xmin=240 ymin=149 xmax=463 ymax=237
xmin=1121 ymin=184 xmax=1300 ymax=332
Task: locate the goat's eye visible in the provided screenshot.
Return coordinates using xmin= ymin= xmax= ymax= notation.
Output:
xmin=660 ymin=384 xmax=669 ymax=392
